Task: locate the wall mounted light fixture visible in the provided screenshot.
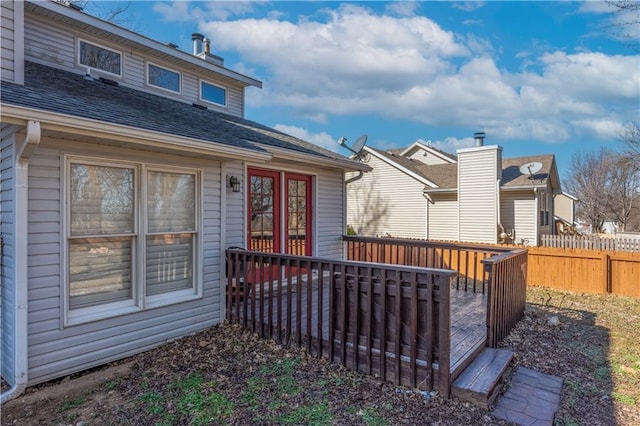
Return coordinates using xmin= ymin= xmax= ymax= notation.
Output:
xmin=228 ymin=175 xmax=241 ymax=193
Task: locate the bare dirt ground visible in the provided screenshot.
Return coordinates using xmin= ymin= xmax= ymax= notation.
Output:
xmin=2 ymin=287 xmax=638 ymax=425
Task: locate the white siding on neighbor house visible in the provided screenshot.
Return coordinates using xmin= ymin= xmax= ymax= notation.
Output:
xmin=346 ymin=154 xmax=427 ymax=239
xmin=1 ymin=125 xmax=17 ymax=384
xmin=406 ymin=149 xmax=452 ymax=165
xmin=457 ymin=146 xmax=501 ymax=244
xmin=1 ymin=0 xmax=24 ymax=84
xmin=25 ymin=137 xmax=224 ymax=385
xmin=428 ymin=193 xmax=459 ymax=241
xmin=23 ymin=14 xmax=245 ymax=117
xmin=500 ymin=191 xmax=536 ymax=245
xmin=554 ymin=193 xmax=575 ymax=224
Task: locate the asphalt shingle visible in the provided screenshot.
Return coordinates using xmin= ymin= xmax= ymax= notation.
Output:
xmin=1 ymin=61 xmax=353 ymax=164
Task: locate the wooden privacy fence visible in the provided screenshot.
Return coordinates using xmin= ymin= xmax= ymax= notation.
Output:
xmin=540 ymin=234 xmax=640 ymax=252
xmin=226 ymin=248 xmax=457 ymax=395
xmin=527 ymin=247 xmax=640 ymax=297
xmin=343 ymin=236 xmax=528 ymax=348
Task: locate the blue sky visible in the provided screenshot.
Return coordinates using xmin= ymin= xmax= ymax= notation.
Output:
xmin=94 ymin=1 xmax=639 ymax=182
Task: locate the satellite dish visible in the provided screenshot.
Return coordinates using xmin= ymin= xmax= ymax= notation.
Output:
xmin=519 ymin=161 xmax=543 ymax=177
xmin=339 ymin=134 xmax=368 ymax=159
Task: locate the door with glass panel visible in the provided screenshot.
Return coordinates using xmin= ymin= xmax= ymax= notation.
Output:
xmin=247 ymin=169 xmax=281 ymax=284
xmin=285 ymin=173 xmax=312 ymax=256
xmin=246 ymin=168 xmax=313 ymax=283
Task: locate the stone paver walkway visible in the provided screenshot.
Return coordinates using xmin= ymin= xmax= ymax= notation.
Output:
xmin=491 ymin=367 xmax=563 ymax=426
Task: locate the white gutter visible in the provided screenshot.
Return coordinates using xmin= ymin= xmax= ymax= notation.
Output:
xmin=0 ymin=121 xmax=40 ymax=403
xmin=254 ymin=142 xmax=371 ymax=172
xmin=2 ymin=105 xmax=272 ymax=163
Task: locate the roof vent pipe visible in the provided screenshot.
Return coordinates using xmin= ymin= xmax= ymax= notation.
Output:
xmin=192 ymin=33 xmax=204 ymax=55
xmin=203 ymin=37 xmax=211 ymax=54
xmin=474 ymin=132 xmax=486 ymax=147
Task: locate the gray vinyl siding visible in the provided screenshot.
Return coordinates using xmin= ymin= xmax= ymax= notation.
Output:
xmin=428 ymin=194 xmax=459 ymax=241
xmin=224 ymin=160 xmax=245 ymax=249
xmin=500 ymin=191 xmax=536 ymax=245
xmin=25 ymin=137 xmax=223 ymax=385
xmin=23 ymin=13 xmax=245 ymax=117
xmin=1 ymin=125 xmax=16 ymax=384
xmin=1 ymin=1 xmax=16 ymax=82
xmin=457 ymin=146 xmax=501 ymax=244
xmin=346 ymin=155 xmax=427 ymax=239
xmin=1 ymin=0 xmax=23 ymax=84
xmin=315 ymin=168 xmax=345 ymax=259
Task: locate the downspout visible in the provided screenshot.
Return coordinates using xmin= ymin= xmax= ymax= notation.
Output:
xmin=1 ymin=121 xmax=40 ymax=403
xmin=343 ymin=170 xmax=364 ymax=255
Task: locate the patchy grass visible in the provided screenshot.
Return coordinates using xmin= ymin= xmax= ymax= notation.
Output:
xmin=3 ymin=287 xmax=639 ymax=425
xmin=506 ymin=286 xmax=640 ymax=425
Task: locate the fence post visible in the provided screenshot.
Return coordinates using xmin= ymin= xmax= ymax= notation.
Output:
xmin=604 ymin=252 xmax=611 ymax=293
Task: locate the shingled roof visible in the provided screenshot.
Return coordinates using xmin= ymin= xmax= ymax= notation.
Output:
xmin=1 ymin=61 xmax=358 ymax=167
xmin=369 ymin=145 xmax=557 ymax=191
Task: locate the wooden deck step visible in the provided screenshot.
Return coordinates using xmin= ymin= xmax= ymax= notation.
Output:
xmin=451 ymin=348 xmax=514 ymax=409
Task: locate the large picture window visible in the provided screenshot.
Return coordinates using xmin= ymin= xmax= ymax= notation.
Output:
xmin=78 ymin=39 xmax=122 ymax=77
xmin=66 ymin=158 xmax=200 ymax=324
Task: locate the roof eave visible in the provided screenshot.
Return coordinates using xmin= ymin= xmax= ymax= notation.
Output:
xmin=28 ymin=0 xmax=262 ymax=88
xmin=364 ymin=146 xmax=438 ymax=187
xmin=255 ymin=142 xmax=371 ymax=172
xmin=2 ymin=103 xmax=271 ymax=162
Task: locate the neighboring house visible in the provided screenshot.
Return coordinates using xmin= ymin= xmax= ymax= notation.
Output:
xmin=0 ymin=0 xmax=368 ymax=399
xmin=554 ymin=192 xmax=578 ymax=232
xmin=346 ymin=137 xmax=562 ymax=245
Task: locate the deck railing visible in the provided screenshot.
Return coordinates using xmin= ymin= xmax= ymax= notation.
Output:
xmin=344 ymin=236 xmax=512 ymax=294
xmin=481 ymin=249 xmax=528 ymax=347
xmin=343 ymin=236 xmax=527 ymax=348
xmin=226 ymin=248 xmax=457 ymax=395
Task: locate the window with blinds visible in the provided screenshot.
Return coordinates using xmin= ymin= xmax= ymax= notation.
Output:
xmin=66 ymin=159 xmax=200 ymax=323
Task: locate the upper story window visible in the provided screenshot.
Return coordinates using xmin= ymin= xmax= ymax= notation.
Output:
xmin=200 ymin=80 xmax=227 ymax=106
xmin=147 ymin=62 xmax=181 ymax=93
xmin=78 ymin=39 xmax=122 ymax=77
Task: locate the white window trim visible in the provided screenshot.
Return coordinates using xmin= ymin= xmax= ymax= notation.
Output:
xmin=199 ymin=79 xmax=227 ymax=107
xmin=62 ymin=155 xmax=203 ymax=327
xmin=77 ymin=37 xmax=123 ymax=78
xmin=146 ymin=61 xmax=182 ymax=94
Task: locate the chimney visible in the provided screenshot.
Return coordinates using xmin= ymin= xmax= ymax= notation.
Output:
xmin=192 ymin=33 xmax=204 ymax=55
xmin=203 ymin=37 xmax=211 ymax=54
xmin=474 ymin=132 xmax=486 ymax=147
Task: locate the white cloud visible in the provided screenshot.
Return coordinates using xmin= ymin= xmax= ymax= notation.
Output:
xmin=385 ymin=1 xmax=420 ymax=17
xmin=273 ymin=124 xmax=340 ymax=151
xmin=163 ymin=4 xmax=638 ymax=144
xmin=452 ymin=2 xmax=487 ymax=12
xmin=152 ymin=1 xmax=259 ymax=22
xmin=427 ymin=137 xmax=476 ymax=154
xmin=578 ymin=1 xmax=613 ymax=14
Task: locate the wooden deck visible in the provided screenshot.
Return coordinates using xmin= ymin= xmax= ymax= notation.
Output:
xmin=231 ymin=277 xmax=487 ymax=378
